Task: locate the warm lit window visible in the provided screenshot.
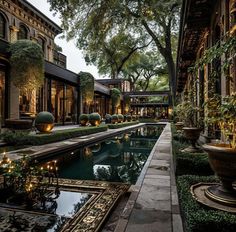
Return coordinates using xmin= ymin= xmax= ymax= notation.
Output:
xmin=18 ymin=24 xmax=28 ymax=40
xmin=0 ymin=13 xmax=6 ymax=39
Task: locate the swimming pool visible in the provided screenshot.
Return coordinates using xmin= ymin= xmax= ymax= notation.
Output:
xmin=41 ymin=125 xmax=163 ymax=184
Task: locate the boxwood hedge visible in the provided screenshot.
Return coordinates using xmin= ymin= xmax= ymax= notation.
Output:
xmin=108 ymin=121 xmax=139 ymax=129
xmin=177 ymin=175 xmax=236 ymax=232
xmin=2 ymin=125 xmax=108 ymax=146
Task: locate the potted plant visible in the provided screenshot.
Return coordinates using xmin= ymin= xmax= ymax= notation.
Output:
xmin=79 ymin=114 xmax=89 ymax=126
xmin=111 ymin=114 xmax=118 ymax=124
xmin=88 ymin=113 xmax=101 ymax=126
xmin=202 ymin=93 xmax=236 ymax=205
xmin=126 ymin=115 xmax=132 ymax=122
xmin=111 ymin=88 xmax=121 ymax=114
xmin=35 ymin=111 xmax=54 ymax=133
xmin=180 ymin=95 xmax=203 ymax=152
xmin=173 ymin=103 xmax=185 ymax=131
xmin=105 ymin=114 xmax=112 ymax=124
xmin=117 ymin=114 xmax=124 ymax=123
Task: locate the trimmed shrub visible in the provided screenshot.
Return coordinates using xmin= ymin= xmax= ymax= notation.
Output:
xmin=35 ymin=111 xmax=54 ymax=124
xmin=79 ymin=114 xmax=89 ymax=126
xmin=105 ymin=114 xmax=112 ymax=124
xmin=111 ymin=114 xmax=118 ymax=124
xmin=177 ymin=175 xmax=236 ymax=232
xmin=126 ymin=115 xmax=132 ymax=122
xmin=108 ymin=121 xmax=139 ymax=129
xmin=2 ymin=125 xmax=108 ymax=146
xmin=88 ymin=113 xmax=101 ymax=126
xmin=132 ymin=115 xmax=137 ymax=121
xmin=117 ymin=114 xmax=124 ymax=123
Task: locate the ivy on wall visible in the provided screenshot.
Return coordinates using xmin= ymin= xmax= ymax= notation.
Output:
xmin=78 ymin=71 xmax=95 ymax=104
xmin=111 ymin=88 xmax=121 ymax=108
xmin=9 ymin=39 xmax=44 ymax=92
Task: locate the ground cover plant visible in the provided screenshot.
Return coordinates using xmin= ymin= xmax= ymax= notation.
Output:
xmin=2 ymin=125 xmax=108 ymax=146
xmin=172 ymin=126 xmax=236 ymax=232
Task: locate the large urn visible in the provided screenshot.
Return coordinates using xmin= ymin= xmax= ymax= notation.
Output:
xmin=203 ymin=143 xmax=236 ymax=206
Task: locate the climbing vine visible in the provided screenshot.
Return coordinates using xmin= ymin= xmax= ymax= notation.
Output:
xmin=9 ymin=39 xmax=44 ymax=92
xmin=111 ymin=88 xmax=121 ymax=113
xmin=79 ymin=71 xmax=95 ymax=104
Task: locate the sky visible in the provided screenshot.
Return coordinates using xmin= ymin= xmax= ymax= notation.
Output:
xmin=27 ymin=0 xmax=100 ymax=78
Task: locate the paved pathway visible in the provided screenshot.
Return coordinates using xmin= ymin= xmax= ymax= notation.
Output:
xmin=114 ymin=123 xmax=183 ymax=232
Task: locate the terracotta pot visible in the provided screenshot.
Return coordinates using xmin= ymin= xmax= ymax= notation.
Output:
xmin=35 ymin=123 xmax=54 ymax=132
xmin=202 ymin=143 xmax=236 ymax=205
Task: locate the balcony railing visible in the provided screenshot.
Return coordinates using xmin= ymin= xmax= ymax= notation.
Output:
xmin=53 ymin=50 xmax=67 ymax=68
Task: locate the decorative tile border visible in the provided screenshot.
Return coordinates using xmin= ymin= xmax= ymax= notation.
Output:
xmin=0 ymin=178 xmax=130 ymax=232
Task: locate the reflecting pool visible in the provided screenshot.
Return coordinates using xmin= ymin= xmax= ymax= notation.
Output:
xmin=43 ymin=125 xmax=163 ymax=184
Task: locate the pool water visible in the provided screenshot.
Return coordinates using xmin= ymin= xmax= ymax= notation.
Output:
xmin=43 ymin=125 xmax=163 ymax=184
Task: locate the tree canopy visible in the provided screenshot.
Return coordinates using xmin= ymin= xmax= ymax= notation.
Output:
xmin=48 ymin=0 xmax=180 ymax=99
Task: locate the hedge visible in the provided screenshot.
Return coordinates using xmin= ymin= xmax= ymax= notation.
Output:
xmin=107 ymin=121 xmax=139 ymax=129
xmin=175 ymin=152 xmax=213 ymax=176
xmin=172 ymin=140 xmax=213 ymax=176
xmin=2 ymin=125 xmax=108 ymax=146
xmin=177 ymin=175 xmax=236 ymax=232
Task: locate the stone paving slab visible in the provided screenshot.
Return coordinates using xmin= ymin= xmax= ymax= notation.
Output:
xmin=115 ymin=123 xmax=183 ymax=232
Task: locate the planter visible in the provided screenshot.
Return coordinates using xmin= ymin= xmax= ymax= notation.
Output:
xmin=175 ymin=122 xmax=184 ymax=131
xmin=89 ymin=120 xmax=101 ymax=126
xmin=80 ymin=119 xmax=88 ymax=126
xmin=5 ymin=119 xmax=32 ymax=130
xmin=182 ymin=127 xmax=202 ymax=152
xmin=35 ymin=123 xmax=54 ymax=133
xmin=203 ymin=143 xmax=236 ymax=206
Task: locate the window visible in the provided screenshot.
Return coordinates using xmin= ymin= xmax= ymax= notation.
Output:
xmin=18 ymin=24 xmax=28 ymax=40
xmin=0 ymin=13 xmax=6 ymax=39
xmin=38 ymin=37 xmax=45 ymax=54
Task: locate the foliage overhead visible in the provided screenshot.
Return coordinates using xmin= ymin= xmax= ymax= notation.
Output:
xmin=122 ymin=51 xmax=168 ymax=91
xmin=79 ymin=71 xmax=95 ymax=104
xmin=9 ymin=39 xmax=44 ymax=92
xmin=48 ymin=0 xmax=181 ymax=96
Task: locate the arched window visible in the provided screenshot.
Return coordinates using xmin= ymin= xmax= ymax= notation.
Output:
xmin=38 ymin=37 xmax=45 ymax=53
xmin=0 ymin=13 xmax=6 ymax=39
xmin=18 ymin=24 xmax=28 ymax=40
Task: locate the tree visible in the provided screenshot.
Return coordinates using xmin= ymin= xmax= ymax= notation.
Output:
xmin=122 ymin=52 xmax=168 ymax=91
xmin=85 ymin=32 xmax=150 ymax=79
xmin=48 ymin=0 xmax=180 ymax=100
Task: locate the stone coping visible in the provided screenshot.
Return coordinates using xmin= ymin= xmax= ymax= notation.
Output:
xmin=114 ymin=123 xmax=183 ymax=232
xmin=0 ymin=123 xmax=162 ymax=162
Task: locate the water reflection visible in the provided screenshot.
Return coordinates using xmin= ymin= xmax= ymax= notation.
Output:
xmin=46 ymin=126 xmax=163 ymax=184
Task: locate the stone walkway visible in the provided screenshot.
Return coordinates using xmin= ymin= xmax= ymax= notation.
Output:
xmin=114 ymin=123 xmax=183 ymax=232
